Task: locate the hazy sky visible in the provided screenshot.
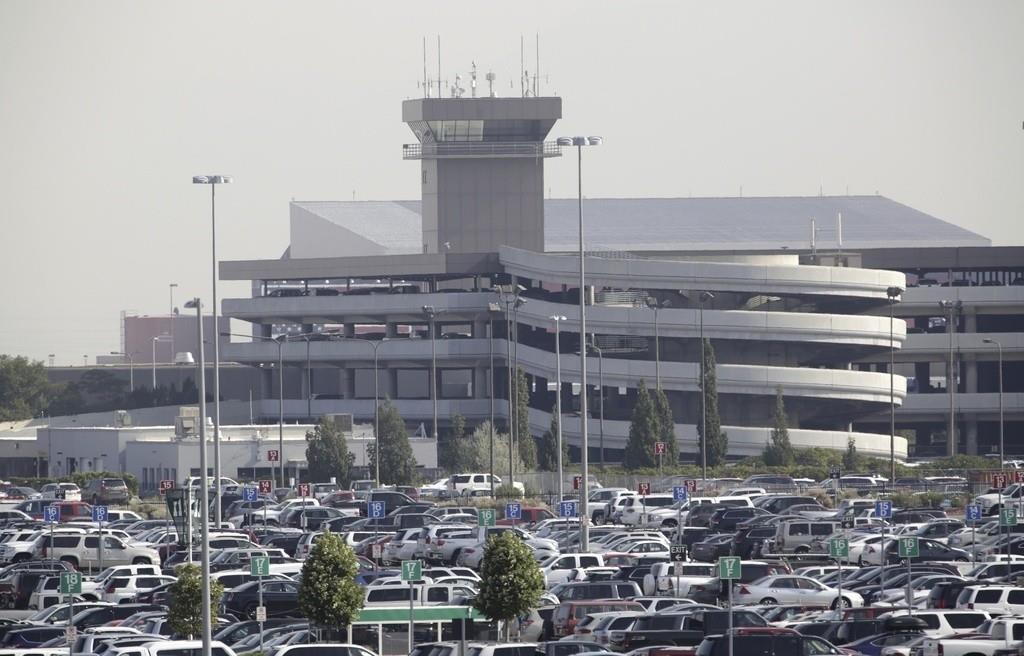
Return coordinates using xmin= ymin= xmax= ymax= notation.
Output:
xmin=1 ymin=1 xmax=1022 ymax=364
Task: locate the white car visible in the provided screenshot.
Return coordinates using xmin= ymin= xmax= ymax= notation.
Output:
xmin=382 ymin=528 xmax=423 ymax=564
xmin=103 ymin=574 xmax=177 ymax=603
xmin=620 ymin=494 xmax=676 ymax=527
xmin=733 ymin=574 xmax=863 ymax=608
xmin=974 ymin=483 xmax=1024 ymax=515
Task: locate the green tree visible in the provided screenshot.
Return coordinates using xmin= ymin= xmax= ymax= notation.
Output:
xmin=298 ymin=529 xmax=365 ymax=633
xmin=473 ymin=531 xmax=545 ymax=639
xmin=514 ymin=367 xmax=537 ymax=470
xmin=439 ymin=413 xmax=475 ymax=474
xmin=368 ymin=400 xmax=417 ymax=485
xmin=0 ymin=355 xmax=53 ymax=421
xmin=462 ymin=421 xmax=525 ymax=482
xmin=537 ymin=405 xmax=568 ymax=472
xmin=843 ymin=436 xmax=858 ymax=471
xmin=763 ymin=387 xmax=795 ymax=466
xmin=167 ymin=563 xmax=224 ymax=639
xmin=305 ymin=417 xmax=355 ymax=486
xmin=696 ymin=339 xmax=728 ymax=467
xmin=624 ymin=380 xmax=658 ymax=469
xmin=653 ymin=388 xmax=678 ymax=465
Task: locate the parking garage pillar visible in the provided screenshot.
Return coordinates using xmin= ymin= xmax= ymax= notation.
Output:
xmin=965 ymin=417 xmax=978 ymax=456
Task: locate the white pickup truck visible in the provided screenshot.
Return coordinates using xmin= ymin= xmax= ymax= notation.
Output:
xmin=922 ymin=618 xmax=1024 ymax=656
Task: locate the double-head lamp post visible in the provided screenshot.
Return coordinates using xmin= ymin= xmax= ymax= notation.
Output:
xmin=697 ymin=291 xmax=714 ymax=481
xmin=551 ymin=315 xmax=567 ymax=503
xmin=193 ymin=174 xmax=231 ymax=525
xmin=184 ymin=298 xmax=212 ymax=656
xmin=982 ymin=338 xmax=1004 ymax=468
xmin=556 ymin=134 xmax=601 ymax=551
xmin=110 ymin=351 xmax=135 ymax=392
xmin=151 ymin=335 xmax=172 ymax=390
xmin=938 ymin=299 xmax=962 ymax=455
xmin=422 ymin=306 xmax=441 ymax=443
xmin=886 ymin=286 xmax=903 ymax=483
xmin=493 ymin=285 xmax=526 ymax=488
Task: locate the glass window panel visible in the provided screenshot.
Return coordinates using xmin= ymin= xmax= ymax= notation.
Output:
xmin=396 ymin=369 xmax=430 ymax=399
xmin=440 ymin=369 xmax=473 ymax=399
xmin=353 ymin=369 xmax=385 ymax=399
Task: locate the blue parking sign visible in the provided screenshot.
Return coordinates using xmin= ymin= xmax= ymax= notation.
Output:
xmin=44 ymin=505 xmax=60 ymax=523
xmin=558 ymin=501 xmax=578 ymax=518
xmin=242 ymin=486 xmax=259 ymax=502
xmin=966 ymin=504 xmax=982 ymax=522
xmin=506 ymin=502 xmax=522 ymax=520
xmin=874 ymin=500 xmax=892 ymax=519
xmin=368 ymin=501 xmax=386 ymax=519
xmin=673 ymin=486 xmax=689 ymax=503
xmin=91 ymin=506 xmax=108 ymax=523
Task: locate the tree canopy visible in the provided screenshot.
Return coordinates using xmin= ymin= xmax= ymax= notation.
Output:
xmin=369 ymin=399 xmax=417 ymax=485
xmin=0 ymin=355 xmax=53 ymax=421
xmin=473 ymin=531 xmax=545 ymax=633
xmin=514 ymin=367 xmax=537 ymax=470
xmin=697 ymin=338 xmax=728 ymax=467
xmin=763 ymin=386 xmax=795 ymax=466
xmin=167 ymin=563 xmax=224 ymax=639
xmin=624 ymin=380 xmax=658 ymax=469
xmin=298 ymin=529 xmax=365 ymax=630
xmin=306 ymin=416 xmax=355 ymax=486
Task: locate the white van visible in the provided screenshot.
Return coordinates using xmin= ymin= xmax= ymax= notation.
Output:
xmin=364 ymin=583 xmax=476 ymax=606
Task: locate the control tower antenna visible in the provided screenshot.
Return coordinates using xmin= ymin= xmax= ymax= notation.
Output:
xmin=520 ymin=35 xmax=525 ymax=97
xmin=486 ymin=70 xmax=496 ymax=97
xmin=437 ymin=35 xmax=442 ymax=99
xmin=471 ymin=61 xmax=478 ymax=98
xmin=422 ymin=37 xmax=428 ymax=98
xmin=535 ymin=33 xmax=540 ymax=97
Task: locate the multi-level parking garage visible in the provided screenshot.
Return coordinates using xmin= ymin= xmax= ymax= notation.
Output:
xmin=217 ymin=94 xmax=1019 ymax=462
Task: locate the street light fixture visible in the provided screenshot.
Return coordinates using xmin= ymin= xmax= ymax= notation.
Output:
xmin=551 ymin=315 xmax=567 ymax=502
xmin=169 ymin=283 xmax=178 ymax=358
xmin=982 ymin=338 xmax=1004 ymax=468
xmin=110 ymin=351 xmax=136 ymax=392
xmin=422 ymin=305 xmax=442 ymax=443
xmin=487 ymin=302 xmax=501 ymax=496
xmin=151 ymin=335 xmax=172 ymax=390
xmin=938 ymin=300 xmax=962 ymax=455
xmin=193 ymin=173 xmax=232 ymax=525
xmin=646 ymin=297 xmax=670 ymax=390
xmin=332 ymin=335 xmax=390 ymax=487
xmin=556 ymin=134 xmax=602 ymax=551
xmin=183 ymin=298 xmax=212 ymax=656
xmin=886 ymin=286 xmax=903 ymax=481
xmin=697 ymin=291 xmax=714 ymax=480
xmin=494 ymin=285 xmax=527 ymax=487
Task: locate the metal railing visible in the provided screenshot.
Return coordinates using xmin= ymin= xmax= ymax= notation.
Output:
xmin=401 ymin=141 xmax=562 ymax=159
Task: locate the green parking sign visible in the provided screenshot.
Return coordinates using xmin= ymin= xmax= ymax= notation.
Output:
xmin=59 ymin=571 xmax=82 ymax=595
xmin=999 ymin=507 xmax=1018 ymax=527
xmin=478 ymin=508 xmax=497 ymax=527
xmin=250 ymin=556 xmax=270 ymax=577
xmin=898 ymin=537 xmax=919 ymax=558
xmin=718 ymin=556 xmax=742 ymax=580
xmin=829 ymin=537 xmax=850 ymax=560
xmin=401 ymin=560 xmax=422 ymax=582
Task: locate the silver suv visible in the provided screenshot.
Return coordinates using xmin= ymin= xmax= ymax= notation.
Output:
xmin=33 ymin=533 xmax=160 ymax=570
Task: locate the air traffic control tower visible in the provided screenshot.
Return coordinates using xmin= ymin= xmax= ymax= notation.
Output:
xmin=402 ymin=97 xmax=562 ymax=255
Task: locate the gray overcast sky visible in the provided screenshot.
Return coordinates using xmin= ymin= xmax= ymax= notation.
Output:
xmin=1 ymin=1 xmax=1022 ymax=364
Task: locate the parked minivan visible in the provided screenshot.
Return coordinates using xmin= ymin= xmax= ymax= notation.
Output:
xmin=363 ymin=583 xmax=476 ymax=606
xmin=33 ymin=533 xmax=160 ymax=570
xmin=773 ymin=519 xmax=841 ymax=554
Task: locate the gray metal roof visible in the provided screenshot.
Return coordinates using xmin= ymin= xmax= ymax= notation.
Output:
xmin=290 ymin=195 xmax=990 ymax=256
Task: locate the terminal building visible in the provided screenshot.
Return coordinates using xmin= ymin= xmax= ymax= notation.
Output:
xmin=212 ymin=93 xmax=1022 ymax=464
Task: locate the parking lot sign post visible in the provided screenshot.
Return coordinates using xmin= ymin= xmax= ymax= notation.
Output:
xmin=898 ymin=537 xmax=919 ymax=614
xmin=829 ymin=537 xmax=849 ymax=606
xmin=719 ymin=557 xmax=741 ymax=656
xmin=670 ymin=545 xmax=687 ymax=595
xmin=401 ymin=560 xmax=422 ymax=652
xmin=1000 ymin=507 xmax=1018 ymax=566
xmin=558 ymin=501 xmax=577 ymax=552
xmin=250 ymin=555 xmax=270 ymax=651
xmin=673 ymin=486 xmax=688 ymax=543
xmin=478 ymin=508 xmax=496 ymax=531
xmin=60 ymin=570 xmax=81 ymax=652
xmin=505 ymin=502 xmax=522 ymax=528
xmin=875 ymin=499 xmax=893 ymax=593
xmin=92 ymin=505 xmax=108 ymax=574
xmin=966 ymin=504 xmax=982 ymax=565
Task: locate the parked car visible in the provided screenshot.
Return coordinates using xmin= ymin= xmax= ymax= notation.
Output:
xmin=83 ymin=478 xmax=131 ymax=505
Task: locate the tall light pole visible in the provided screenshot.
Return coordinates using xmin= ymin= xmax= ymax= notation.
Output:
xmin=556 ymin=134 xmax=602 ymax=551
xmin=581 ymin=342 xmax=606 ymax=468
xmin=151 ymin=335 xmax=172 ymax=390
xmin=169 ymin=283 xmax=178 ymax=359
xmin=698 ymin=291 xmax=714 ymax=480
xmin=488 ymin=303 xmax=501 ymax=496
xmin=184 ymin=298 xmax=212 ymax=656
xmin=939 ymin=300 xmax=962 ymax=456
xmin=335 ymin=336 xmax=389 ymax=486
xmin=193 ymin=174 xmax=231 ymax=525
xmin=646 ymin=297 xmax=668 ymax=390
xmin=422 ymin=306 xmax=441 ymax=442
xmin=110 ymin=351 xmax=135 ymax=392
xmin=494 ymin=285 xmax=526 ymax=487
xmin=551 ymin=315 xmax=567 ymax=502
xmin=983 ymin=338 xmax=1004 ymax=467
xmin=886 ymin=286 xmax=903 ymax=481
